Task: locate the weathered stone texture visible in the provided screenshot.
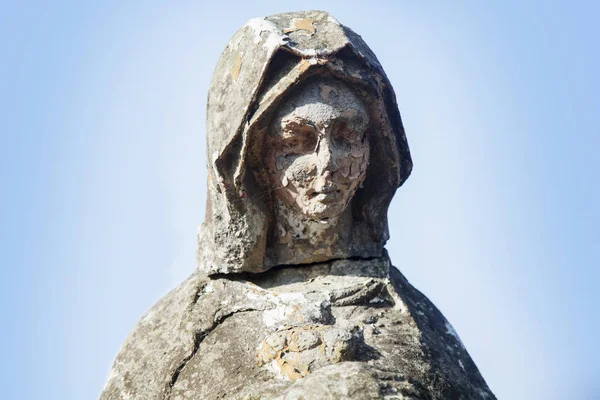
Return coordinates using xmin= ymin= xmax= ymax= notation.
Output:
xmin=102 ymin=255 xmax=495 ymax=399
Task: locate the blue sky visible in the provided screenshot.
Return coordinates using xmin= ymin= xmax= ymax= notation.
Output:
xmin=2 ymin=1 xmax=599 ymax=399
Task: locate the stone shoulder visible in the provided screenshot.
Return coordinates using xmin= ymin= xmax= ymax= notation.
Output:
xmin=388 ymin=267 xmax=496 ymax=399
xmin=100 ymin=272 xmax=209 ymax=400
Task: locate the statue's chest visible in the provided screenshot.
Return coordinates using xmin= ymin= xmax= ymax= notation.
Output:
xmin=169 ymin=275 xmax=423 ymax=399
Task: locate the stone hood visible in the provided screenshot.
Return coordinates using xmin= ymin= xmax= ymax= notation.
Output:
xmin=198 ymin=10 xmax=413 ymax=275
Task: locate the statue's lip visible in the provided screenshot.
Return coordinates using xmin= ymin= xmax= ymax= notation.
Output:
xmin=310 ymin=188 xmax=341 ymax=203
xmin=309 ymin=187 xmax=339 ymax=196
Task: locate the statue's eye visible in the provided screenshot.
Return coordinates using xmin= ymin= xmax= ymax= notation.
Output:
xmin=332 ymin=122 xmax=353 ymax=151
xmin=282 ymin=128 xmax=317 ymax=155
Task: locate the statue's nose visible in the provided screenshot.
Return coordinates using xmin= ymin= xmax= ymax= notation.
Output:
xmin=315 ymin=135 xmax=336 ymax=175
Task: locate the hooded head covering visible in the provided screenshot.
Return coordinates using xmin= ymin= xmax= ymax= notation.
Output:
xmin=198 ymin=10 xmax=412 ymax=275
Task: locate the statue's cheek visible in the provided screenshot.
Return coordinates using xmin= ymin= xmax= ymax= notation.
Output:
xmin=282 ymin=155 xmax=318 ymax=188
xmin=348 ymin=143 xmax=369 ymax=182
xmin=337 ymin=155 xmax=353 ymax=178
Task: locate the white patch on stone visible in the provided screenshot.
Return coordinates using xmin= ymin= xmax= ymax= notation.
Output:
xmin=326 ymin=15 xmax=340 ymax=24
xmin=302 ymin=48 xmax=317 ymax=57
xmin=445 ymin=321 xmax=466 ymax=349
xmin=459 ymin=359 xmax=465 ymax=371
xmin=246 ymin=290 xmax=261 ymax=301
xmin=246 ymin=18 xmax=287 ymax=51
xmin=368 ymin=296 xmax=384 ymax=304
xmin=384 ymin=281 xmax=407 ymax=313
xmin=277 ymin=292 xmax=306 ymax=302
xmin=269 ymin=359 xmax=289 ymax=380
xmin=262 ymin=292 xmax=308 ymax=329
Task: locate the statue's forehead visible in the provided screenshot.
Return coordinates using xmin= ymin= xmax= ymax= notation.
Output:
xmin=274 ymin=78 xmax=368 ymax=122
xmin=278 ymin=103 xmax=365 ymax=125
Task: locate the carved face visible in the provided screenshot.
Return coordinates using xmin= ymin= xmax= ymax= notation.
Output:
xmin=265 ymin=79 xmax=370 ymax=220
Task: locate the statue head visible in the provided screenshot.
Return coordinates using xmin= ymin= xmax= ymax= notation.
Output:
xmin=198 ymin=10 xmax=412 ymax=275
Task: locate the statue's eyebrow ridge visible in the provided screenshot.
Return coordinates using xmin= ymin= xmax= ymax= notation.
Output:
xmin=281 ymin=117 xmax=316 ymax=131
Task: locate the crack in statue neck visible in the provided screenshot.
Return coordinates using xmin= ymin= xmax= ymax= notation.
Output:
xmin=209 ymin=254 xmax=389 ymax=285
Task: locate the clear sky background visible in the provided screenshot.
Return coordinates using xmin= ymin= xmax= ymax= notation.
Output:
xmin=2 ymin=1 xmax=598 ymax=399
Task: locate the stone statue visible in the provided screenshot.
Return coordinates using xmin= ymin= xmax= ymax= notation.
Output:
xmin=101 ymin=10 xmax=496 ymax=400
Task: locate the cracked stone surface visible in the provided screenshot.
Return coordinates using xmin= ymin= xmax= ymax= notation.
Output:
xmin=101 ymin=256 xmax=495 ymax=399
xmin=101 ymin=10 xmax=495 ymax=399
